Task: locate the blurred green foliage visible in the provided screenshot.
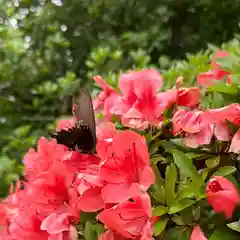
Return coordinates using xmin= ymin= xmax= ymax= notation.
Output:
xmin=1 ymin=0 xmax=240 ymax=196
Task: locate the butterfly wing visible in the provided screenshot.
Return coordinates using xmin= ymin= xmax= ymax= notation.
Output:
xmin=72 ymin=88 xmax=96 ymax=147
xmin=49 ymin=127 xmax=79 ymax=150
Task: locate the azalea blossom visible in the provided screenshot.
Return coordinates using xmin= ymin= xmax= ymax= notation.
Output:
xmin=93 ymin=75 xmax=121 ymax=120
xmin=197 ymin=50 xmax=231 ymax=87
xmin=190 ymin=226 xmax=208 ymax=240
xmin=116 ymin=69 xmax=165 ymax=129
xmin=74 ymin=164 xmax=105 ymax=212
xmin=94 ymin=69 xmax=201 ymax=130
xmin=8 ymin=210 xmax=49 ymax=240
xmin=206 ymin=176 xmax=240 ymax=219
xmin=229 ymin=128 xmax=240 ymax=153
xmin=94 ymin=69 xmax=166 ymax=130
xmin=176 ymin=87 xmax=200 ymax=109
xmin=97 ymin=187 xmax=153 ymax=239
xmin=41 ymin=212 xmax=78 ymax=240
xmin=98 ymin=230 xmax=128 ymax=240
xmin=56 ymin=118 xmax=76 ymax=131
xmin=172 ymin=109 xmax=213 ymax=148
xmin=172 ymin=106 xmax=238 ymax=148
xmin=23 ymin=138 xmax=73 ymax=181
xmin=96 ymin=122 xmax=116 ymax=160
xmin=99 ymin=130 xmax=154 ymax=203
xmin=204 ymin=103 xmax=240 ymax=126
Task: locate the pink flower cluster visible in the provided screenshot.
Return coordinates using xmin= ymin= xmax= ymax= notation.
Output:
xmin=173 ymin=103 xmax=240 ymax=151
xmin=93 ymin=69 xmax=200 ymax=130
xmin=197 ymin=50 xmax=231 ymax=87
xmin=0 ymin=124 xmax=155 ymax=240
xmin=94 ymin=51 xmax=240 ymax=153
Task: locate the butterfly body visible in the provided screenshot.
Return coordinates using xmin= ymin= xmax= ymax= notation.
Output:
xmin=50 ymin=89 xmax=96 ymax=154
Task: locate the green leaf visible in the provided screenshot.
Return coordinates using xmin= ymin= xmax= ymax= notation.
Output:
xmin=230 ymin=74 xmax=240 ymax=85
xmin=171 ymin=215 xmax=185 ymax=225
xmin=151 ymin=155 xmax=167 ymax=165
xmin=208 ymin=84 xmax=238 ymax=95
xmin=179 ymin=208 xmax=194 ymax=225
xmin=172 ymin=149 xmax=200 ymax=182
xmin=153 ymin=217 xmax=169 ymax=236
xmin=14 ymin=125 xmax=31 ymax=137
xmin=152 ymin=205 xmax=168 ymax=216
xmin=209 ymin=227 xmax=239 ymax=240
xmin=212 ymin=166 xmax=236 ymax=177
xmin=161 ymin=227 xmax=190 ymax=240
xmin=169 ymin=199 xmax=195 ymax=214
xmin=200 ymin=168 xmax=209 ymax=182
xmin=84 ymin=221 xmax=97 ymax=240
xmin=206 ymin=156 xmax=220 ymax=169
xmin=165 ymin=163 xmax=177 ymax=206
xmin=80 ymin=212 xmax=97 ymax=223
xmin=95 ymin=224 xmax=105 ymax=237
xmin=150 ymin=183 xmax=166 ymax=204
xmin=227 ymin=221 xmax=240 ymax=233
xmin=177 ymin=180 xmax=204 ymax=200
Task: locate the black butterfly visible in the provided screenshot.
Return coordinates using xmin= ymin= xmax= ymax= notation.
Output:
xmin=49 ymin=88 xmax=96 ymax=154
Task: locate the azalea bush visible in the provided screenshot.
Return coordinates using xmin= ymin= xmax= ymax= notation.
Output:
xmin=1 ymin=50 xmax=240 ymax=240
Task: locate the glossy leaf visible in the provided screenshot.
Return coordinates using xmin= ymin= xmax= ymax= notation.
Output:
xmin=172 ymin=149 xmax=200 ymax=182
xmin=165 ymin=163 xmax=177 ymax=206
xmin=152 ymin=205 xmax=169 ymax=216
xmin=227 ymin=221 xmax=240 ymax=233
xmin=212 ymin=166 xmax=236 ymax=177
xmin=84 ymin=221 xmax=97 ymax=240
xmin=169 ymin=199 xmax=195 ymax=214
xmin=206 ymin=156 xmax=220 ymax=169
xmin=209 ymin=227 xmax=239 ymax=240
xmin=153 ymin=217 xmax=169 ymax=236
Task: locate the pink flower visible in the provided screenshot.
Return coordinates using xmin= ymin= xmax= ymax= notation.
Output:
xmin=197 ymin=50 xmax=231 ymax=87
xmin=229 ymin=129 xmax=240 ymax=153
xmin=97 ymin=189 xmax=152 ymax=239
xmin=23 ymin=161 xmax=81 ymax=220
xmin=23 ymin=138 xmax=73 ymax=181
xmin=93 ymin=75 xmax=120 ymax=120
xmin=96 ymin=122 xmax=116 ymax=160
xmin=0 ymin=204 xmax=7 ymax=226
xmin=8 ymin=210 xmax=49 ymax=240
xmin=121 ymin=107 xmax=149 ymax=130
xmin=56 ymin=118 xmax=76 ymax=131
xmin=114 ymin=69 xmax=167 ymax=129
xmin=74 ymin=164 xmax=105 ymax=212
xmin=206 ymin=176 xmax=240 ymax=219
xmin=197 ymin=71 xmax=229 ymax=87
xmin=99 ymin=130 xmax=154 ymax=203
xmin=41 ymin=212 xmax=77 ymax=240
xmin=119 ymin=69 xmax=162 ymax=102
xmin=99 ymin=230 xmax=128 ymax=240
xmin=24 ymin=137 xmax=99 ymax=182
xmin=204 ymin=103 xmax=240 ymax=126
xmin=172 ymin=106 xmax=236 ymax=148
xmin=177 ymin=87 xmax=200 ymax=108
xmin=190 ymin=226 xmax=207 ymax=240
xmin=172 ymin=109 xmax=213 ymax=148
xmin=156 ymin=89 xmax=178 ymax=112
xmin=211 ymin=50 xmax=229 ymax=71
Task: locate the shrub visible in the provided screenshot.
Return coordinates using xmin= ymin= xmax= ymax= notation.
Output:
xmin=1 ymin=49 xmax=240 ymax=239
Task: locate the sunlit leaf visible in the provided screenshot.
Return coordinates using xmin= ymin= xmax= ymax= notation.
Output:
xmin=152 ymin=205 xmax=168 ymax=216
xmin=153 ymin=217 xmax=169 ymax=236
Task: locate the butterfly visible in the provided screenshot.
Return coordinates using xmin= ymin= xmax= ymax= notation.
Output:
xmin=49 ymin=88 xmax=96 ymax=154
